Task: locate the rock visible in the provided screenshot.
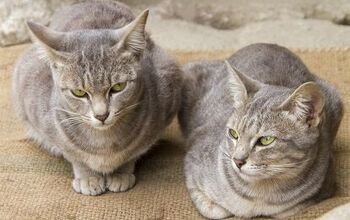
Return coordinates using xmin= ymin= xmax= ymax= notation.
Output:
xmin=148 ymin=16 xmax=350 ymax=51
xmin=0 ymin=0 xmax=76 ymax=46
xmin=1 ymin=0 xmax=350 ymax=49
xmin=157 ymin=0 xmax=350 ymax=29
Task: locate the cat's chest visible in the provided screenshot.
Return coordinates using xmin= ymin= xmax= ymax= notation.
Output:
xmin=84 ymin=150 xmax=127 ymax=173
xmin=213 ymin=185 xmax=293 ymax=217
xmin=67 ymin=144 xmax=131 ymax=174
xmin=211 ymin=162 xmax=293 ymax=217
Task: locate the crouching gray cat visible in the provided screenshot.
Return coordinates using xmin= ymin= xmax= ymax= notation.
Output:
xmin=12 ymin=1 xmax=182 ymax=196
xmin=179 ymin=43 xmax=343 ymax=218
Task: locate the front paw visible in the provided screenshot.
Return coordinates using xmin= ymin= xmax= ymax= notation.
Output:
xmin=72 ymin=176 xmax=106 ymax=196
xmin=106 ymin=173 xmax=136 ymax=192
xmin=190 ymin=188 xmax=232 ymax=219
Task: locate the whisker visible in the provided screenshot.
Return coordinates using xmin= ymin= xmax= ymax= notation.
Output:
xmin=268 ymin=159 xmax=312 ymax=169
xmin=219 ymin=149 xmax=232 ymax=159
xmin=54 ymin=107 xmax=90 ymax=120
xmin=54 ymin=108 xmax=80 ymax=115
xmin=114 ymin=102 xmax=141 ymax=117
xmin=59 ymin=116 xmax=83 ymax=125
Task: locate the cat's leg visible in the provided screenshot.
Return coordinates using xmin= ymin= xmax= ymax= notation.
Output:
xmin=71 ymin=163 xmax=106 ymax=196
xmin=106 ymin=159 xmax=136 ymax=192
xmin=189 ymin=187 xmax=232 ymax=219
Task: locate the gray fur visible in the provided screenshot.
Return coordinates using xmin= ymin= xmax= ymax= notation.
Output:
xmin=12 ymin=1 xmax=182 ymax=196
xmin=179 ymin=43 xmax=343 ymax=218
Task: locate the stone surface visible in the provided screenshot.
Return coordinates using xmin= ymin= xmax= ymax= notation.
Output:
xmin=157 ymin=0 xmax=350 ymax=29
xmin=148 ymin=16 xmax=350 ymax=51
xmin=1 ymin=0 xmax=350 ymax=49
xmin=0 ymin=0 xmax=76 ymax=46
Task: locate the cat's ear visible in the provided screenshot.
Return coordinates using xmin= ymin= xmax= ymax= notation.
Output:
xmin=113 ymin=9 xmax=149 ymax=57
xmin=27 ymin=21 xmax=72 ymax=66
xmin=276 ymin=82 xmax=325 ymax=127
xmin=225 ymin=60 xmax=262 ymax=108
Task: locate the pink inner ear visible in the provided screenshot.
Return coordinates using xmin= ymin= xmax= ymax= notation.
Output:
xmin=306 ymin=101 xmax=316 ymax=123
xmin=303 ymin=94 xmax=324 ymax=127
xmin=275 ymin=82 xmax=325 ymax=127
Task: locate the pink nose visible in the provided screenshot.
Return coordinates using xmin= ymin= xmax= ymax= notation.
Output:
xmin=233 ymin=158 xmax=246 ymax=169
xmin=95 ymin=112 xmax=109 ymax=122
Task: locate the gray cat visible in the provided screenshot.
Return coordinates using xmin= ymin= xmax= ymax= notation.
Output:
xmin=179 ymin=43 xmax=343 ymax=218
xmin=12 ymin=1 xmax=182 ymax=196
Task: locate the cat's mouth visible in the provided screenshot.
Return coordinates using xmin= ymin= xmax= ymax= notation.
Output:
xmin=232 ymin=162 xmax=269 ymax=181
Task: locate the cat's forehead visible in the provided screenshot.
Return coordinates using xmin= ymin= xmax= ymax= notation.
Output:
xmin=59 ymin=49 xmax=136 ymax=91
xmin=70 ymin=44 xmax=134 ymax=73
xmin=64 ymin=29 xmax=118 ymax=51
xmin=230 ymin=108 xmax=292 ymax=138
xmin=230 ymin=88 xmax=293 ymax=131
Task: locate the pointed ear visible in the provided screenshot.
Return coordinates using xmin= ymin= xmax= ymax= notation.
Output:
xmin=112 ymin=9 xmax=149 ymax=57
xmin=26 ymin=21 xmax=71 ymax=65
xmin=276 ymin=82 xmax=325 ymax=127
xmin=225 ymin=60 xmax=262 ymax=108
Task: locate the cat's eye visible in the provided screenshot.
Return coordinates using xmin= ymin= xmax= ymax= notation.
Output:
xmin=258 ymin=136 xmax=276 ymax=146
xmin=111 ymin=82 xmax=127 ymax=93
xmin=71 ymin=89 xmax=87 ymax=98
xmin=228 ymin=129 xmax=239 ymax=139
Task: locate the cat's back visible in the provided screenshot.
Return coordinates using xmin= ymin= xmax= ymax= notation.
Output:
xmin=49 ymin=1 xmax=135 ymax=31
xmin=179 ymin=60 xmax=233 ymax=138
xmin=12 ymin=47 xmax=52 ymax=121
xmin=228 ymin=43 xmax=314 ymax=87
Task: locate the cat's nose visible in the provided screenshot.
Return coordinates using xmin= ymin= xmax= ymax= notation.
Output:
xmin=94 ymin=112 xmax=109 ymax=122
xmin=233 ymin=158 xmax=246 ymax=169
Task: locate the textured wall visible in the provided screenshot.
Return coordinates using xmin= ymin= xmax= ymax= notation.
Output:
xmin=1 ymin=0 xmax=350 ymax=48
xmin=0 ymin=0 xmax=77 ymax=46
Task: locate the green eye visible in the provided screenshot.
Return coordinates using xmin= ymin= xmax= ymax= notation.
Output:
xmin=258 ymin=136 xmax=276 ymax=146
xmin=111 ymin=82 xmax=127 ymax=93
xmin=228 ymin=129 xmax=239 ymax=139
xmin=71 ymin=89 xmax=87 ymax=97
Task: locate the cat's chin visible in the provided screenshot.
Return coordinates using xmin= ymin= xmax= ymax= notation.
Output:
xmin=237 ymin=171 xmax=264 ymax=183
xmin=91 ymin=123 xmax=114 ymax=130
xmin=232 ymin=165 xmax=265 ymax=182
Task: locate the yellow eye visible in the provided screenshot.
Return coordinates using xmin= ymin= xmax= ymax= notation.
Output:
xmin=111 ymin=82 xmax=127 ymax=93
xmin=258 ymin=136 xmax=276 ymax=146
xmin=71 ymin=89 xmax=87 ymax=97
xmin=229 ymin=129 xmax=239 ymax=139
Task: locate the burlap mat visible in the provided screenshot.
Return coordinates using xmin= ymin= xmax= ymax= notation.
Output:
xmin=0 ymin=45 xmax=349 ymax=220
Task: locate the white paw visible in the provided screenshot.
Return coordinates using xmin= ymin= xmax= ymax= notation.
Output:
xmin=106 ymin=173 xmax=136 ymax=192
xmin=191 ymin=189 xmax=232 ymax=219
xmin=72 ymin=176 xmax=106 ymax=196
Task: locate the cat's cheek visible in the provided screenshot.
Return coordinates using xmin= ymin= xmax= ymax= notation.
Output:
xmin=76 ymin=101 xmax=91 ymax=116
xmin=225 ymin=139 xmax=236 ymax=152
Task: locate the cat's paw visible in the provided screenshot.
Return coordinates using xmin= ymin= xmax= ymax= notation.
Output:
xmin=190 ymin=188 xmax=232 ymax=219
xmin=106 ymin=173 xmax=136 ymax=192
xmin=72 ymin=176 xmax=106 ymax=196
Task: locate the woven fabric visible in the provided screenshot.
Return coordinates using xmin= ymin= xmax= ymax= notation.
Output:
xmin=0 ymin=45 xmax=349 ymax=220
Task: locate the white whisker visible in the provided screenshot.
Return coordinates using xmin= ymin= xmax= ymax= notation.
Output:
xmin=114 ymin=102 xmax=141 ymax=117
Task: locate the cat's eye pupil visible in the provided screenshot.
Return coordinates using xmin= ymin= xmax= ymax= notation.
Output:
xmin=258 ymin=136 xmax=276 ymax=146
xmin=229 ymin=129 xmax=238 ymax=139
xmin=71 ymin=89 xmax=87 ymax=98
xmin=111 ymin=82 xmax=127 ymax=93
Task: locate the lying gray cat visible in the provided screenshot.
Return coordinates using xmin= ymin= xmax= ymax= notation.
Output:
xmin=179 ymin=43 xmax=343 ymax=218
xmin=12 ymin=1 xmax=182 ymax=195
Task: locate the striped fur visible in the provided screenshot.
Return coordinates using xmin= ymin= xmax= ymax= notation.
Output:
xmin=179 ymin=43 xmax=343 ymax=218
xmin=12 ymin=1 xmax=182 ymax=196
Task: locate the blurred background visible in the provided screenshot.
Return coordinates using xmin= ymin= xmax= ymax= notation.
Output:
xmin=1 ymin=0 xmax=350 ymax=51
